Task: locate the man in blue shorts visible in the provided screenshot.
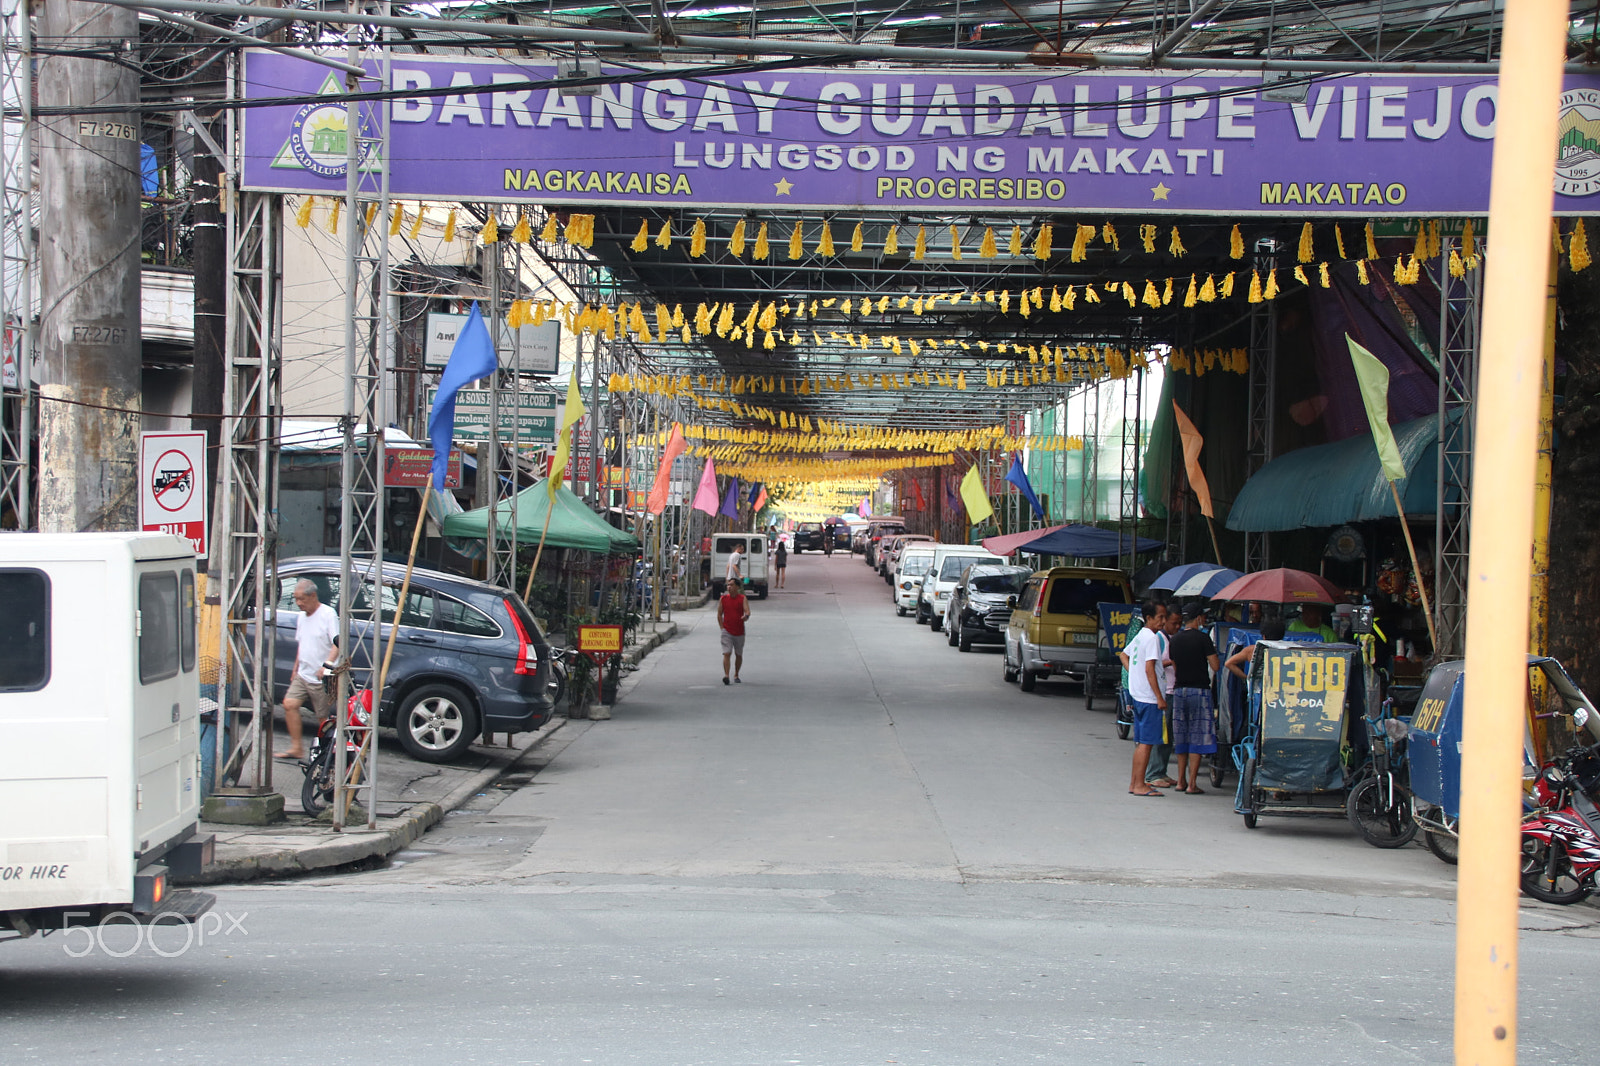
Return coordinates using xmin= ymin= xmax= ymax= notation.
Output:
xmin=1125 ymin=605 xmax=1170 ymax=796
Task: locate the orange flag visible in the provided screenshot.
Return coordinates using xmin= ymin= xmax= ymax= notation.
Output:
xmin=1172 ymin=401 xmax=1214 ymax=519
xmin=646 ymin=423 xmax=688 ymax=515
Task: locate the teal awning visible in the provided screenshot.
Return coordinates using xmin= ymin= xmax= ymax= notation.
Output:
xmin=440 ymin=479 xmax=640 ymax=554
xmin=1226 ymin=412 xmax=1459 ymax=533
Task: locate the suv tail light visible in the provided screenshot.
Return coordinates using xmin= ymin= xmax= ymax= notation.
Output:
xmin=503 ymin=597 xmax=538 ymax=675
xmin=1032 ymin=586 xmax=1044 ymax=619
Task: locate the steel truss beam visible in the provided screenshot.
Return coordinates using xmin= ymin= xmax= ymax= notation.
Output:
xmin=215 ymin=189 xmax=282 ymax=796
xmin=1 ymin=0 xmax=33 ymax=531
xmin=333 ymin=11 xmax=391 ymax=830
xmin=1245 ymin=244 xmax=1278 ymax=574
xmin=1433 ymin=237 xmax=1479 ymax=658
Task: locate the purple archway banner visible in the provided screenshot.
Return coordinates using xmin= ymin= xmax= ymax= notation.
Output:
xmin=240 ymin=51 xmax=1600 ymax=216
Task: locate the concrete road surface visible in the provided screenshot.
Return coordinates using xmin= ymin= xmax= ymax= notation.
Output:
xmin=4 ymin=551 xmax=1596 ymax=1064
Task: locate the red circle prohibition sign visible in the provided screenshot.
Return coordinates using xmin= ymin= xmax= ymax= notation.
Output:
xmin=152 ymin=449 xmax=196 ymax=512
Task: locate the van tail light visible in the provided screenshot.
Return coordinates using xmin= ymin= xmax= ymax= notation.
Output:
xmin=503 ymin=597 xmax=538 ymax=675
xmin=1032 ymin=593 xmax=1043 ymax=619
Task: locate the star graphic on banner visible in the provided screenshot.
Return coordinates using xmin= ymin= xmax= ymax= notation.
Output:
xmin=1151 ymin=182 xmax=1172 ymax=201
xmin=774 ymin=178 xmax=794 ymax=195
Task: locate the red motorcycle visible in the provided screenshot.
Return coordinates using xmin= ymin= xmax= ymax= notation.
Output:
xmin=300 ymin=687 xmax=372 ymax=816
xmin=1520 ymin=734 xmax=1600 ymax=905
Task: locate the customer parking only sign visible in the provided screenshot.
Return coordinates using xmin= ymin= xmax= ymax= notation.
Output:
xmin=139 ymin=431 xmax=208 ymax=557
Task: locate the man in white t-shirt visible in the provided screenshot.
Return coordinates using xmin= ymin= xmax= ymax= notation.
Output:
xmin=724 ymin=542 xmax=745 ymax=589
xmin=1125 ymin=604 xmax=1170 ymax=797
xmin=277 ymin=578 xmax=339 ymax=760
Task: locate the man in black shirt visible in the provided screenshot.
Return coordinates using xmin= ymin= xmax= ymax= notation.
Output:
xmin=1167 ymin=603 xmax=1221 ymax=794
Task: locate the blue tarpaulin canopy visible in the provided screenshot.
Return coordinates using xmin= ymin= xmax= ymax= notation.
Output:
xmin=1005 ymin=523 xmax=1165 ymax=558
xmin=1225 ymin=411 xmax=1460 ymax=533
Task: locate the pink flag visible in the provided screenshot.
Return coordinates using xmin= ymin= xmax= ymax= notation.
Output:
xmin=691 ymin=457 xmax=720 ymax=516
xmin=646 ymin=423 xmax=688 ymax=515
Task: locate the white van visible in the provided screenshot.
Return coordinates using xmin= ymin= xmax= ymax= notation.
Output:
xmin=1 ymin=533 xmax=214 ymax=940
xmin=892 ymin=543 xmax=940 ymax=616
xmin=710 ymin=533 xmax=769 ymax=599
xmin=917 ymin=545 xmax=1007 ymax=630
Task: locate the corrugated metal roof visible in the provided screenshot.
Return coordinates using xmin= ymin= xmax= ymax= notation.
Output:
xmin=1225 ymin=411 xmax=1461 ymax=533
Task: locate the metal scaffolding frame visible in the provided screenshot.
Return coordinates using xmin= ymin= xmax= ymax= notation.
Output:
xmin=0 ymin=0 xmax=32 ymax=531
xmin=1434 ymin=237 xmax=1482 ymax=658
xmin=1117 ymin=367 xmax=1144 ymax=576
xmin=1244 ymin=244 xmax=1280 ymax=574
xmin=213 ymin=189 xmax=282 ymax=796
xmin=331 ymin=13 xmax=391 ymax=830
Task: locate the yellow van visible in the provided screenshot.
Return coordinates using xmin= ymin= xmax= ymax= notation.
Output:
xmin=1003 ymin=566 xmax=1133 ymax=692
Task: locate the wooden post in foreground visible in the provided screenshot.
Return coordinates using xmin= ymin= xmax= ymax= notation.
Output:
xmin=1455 ymin=2 xmax=1568 ymax=1061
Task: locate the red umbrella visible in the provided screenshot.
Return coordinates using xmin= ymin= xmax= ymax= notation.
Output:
xmin=1210 ymin=567 xmax=1347 ymax=605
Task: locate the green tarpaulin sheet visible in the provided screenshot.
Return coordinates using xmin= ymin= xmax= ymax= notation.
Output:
xmin=440 ymin=479 xmax=639 ymax=554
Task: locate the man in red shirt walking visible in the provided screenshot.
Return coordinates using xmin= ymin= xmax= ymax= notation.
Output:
xmin=717 ymin=578 xmax=751 ymax=685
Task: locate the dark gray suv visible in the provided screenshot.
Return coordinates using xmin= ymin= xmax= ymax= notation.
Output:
xmin=267 ymin=557 xmax=553 ymax=762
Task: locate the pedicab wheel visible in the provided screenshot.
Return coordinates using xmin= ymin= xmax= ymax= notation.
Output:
xmin=1115 ymin=719 xmax=1131 ymax=741
xmin=1019 ymin=668 xmax=1038 ymax=692
xmin=1210 ymin=765 xmax=1226 ymax=789
xmin=1083 ymin=667 xmax=1097 ymax=711
xmin=1346 ymin=776 xmax=1418 ymax=848
xmin=1520 ymin=836 xmax=1592 ymax=904
xmin=1241 ymin=757 xmax=1260 ymax=829
xmin=1423 ymin=829 xmax=1460 ymax=866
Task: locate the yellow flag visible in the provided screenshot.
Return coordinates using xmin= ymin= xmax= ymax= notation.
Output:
xmin=548 ymin=371 xmax=587 ymax=501
xmin=959 ymin=466 xmax=994 ymax=525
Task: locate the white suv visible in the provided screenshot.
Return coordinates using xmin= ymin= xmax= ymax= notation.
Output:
xmin=892 ymin=544 xmax=939 ymax=616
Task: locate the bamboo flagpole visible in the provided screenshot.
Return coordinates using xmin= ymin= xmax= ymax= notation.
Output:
xmin=1455 ymin=2 xmax=1568 ymax=1060
xmin=1345 ymin=335 xmax=1438 ymax=650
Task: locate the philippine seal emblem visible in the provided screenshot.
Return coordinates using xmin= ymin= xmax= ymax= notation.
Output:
xmin=1555 ymin=87 xmax=1600 ymax=197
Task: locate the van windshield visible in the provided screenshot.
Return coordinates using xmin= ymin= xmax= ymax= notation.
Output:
xmin=940 ymin=555 xmax=995 ymax=580
xmin=1046 ymin=579 xmax=1128 ymax=614
xmin=900 ymin=556 xmax=933 ymax=575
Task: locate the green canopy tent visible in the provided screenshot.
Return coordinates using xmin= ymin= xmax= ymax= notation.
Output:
xmin=440 ymin=479 xmax=640 ymax=554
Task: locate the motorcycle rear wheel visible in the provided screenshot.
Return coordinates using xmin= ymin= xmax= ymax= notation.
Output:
xmin=1346 ymin=775 xmax=1418 ymax=848
xmin=1520 ymin=836 xmax=1593 ymax=904
xmin=300 ymin=748 xmax=335 ymax=816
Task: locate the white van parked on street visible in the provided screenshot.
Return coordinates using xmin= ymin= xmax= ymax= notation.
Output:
xmin=917 ymin=545 xmax=1007 ymax=630
xmin=710 ymin=533 xmax=769 ymax=599
xmin=1 ymin=533 xmax=215 ymax=942
xmin=892 ymin=543 xmax=940 ymax=616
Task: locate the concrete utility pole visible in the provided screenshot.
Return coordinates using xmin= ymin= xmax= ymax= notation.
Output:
xmin=36 ymin=0 xmax=141 ymax=532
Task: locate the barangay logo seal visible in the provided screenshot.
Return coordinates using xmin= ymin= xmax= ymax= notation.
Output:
xmin=1555 ymin=87 xmax=1600 ymax=197
xmin=269 ymin=72 xmax=383 ymax=178
xmin=287 ymin=101 xmax=354 ymax=178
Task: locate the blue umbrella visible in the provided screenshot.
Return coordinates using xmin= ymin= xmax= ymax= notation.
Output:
xmin=1170 ymin=567 xmax=1245 ymax=597
xmin=1147 ymin=562 xmax=1223 ymax=593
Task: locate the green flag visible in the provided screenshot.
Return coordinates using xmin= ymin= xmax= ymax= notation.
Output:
xmin=959 ymin=466 xmax=994 ymax=525
xmin=1345 ymin=334 xmax=1407 ymax=483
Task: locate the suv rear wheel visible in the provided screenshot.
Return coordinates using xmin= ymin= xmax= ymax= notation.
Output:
xmin=397 ymin=682 xmax=479 ymax=763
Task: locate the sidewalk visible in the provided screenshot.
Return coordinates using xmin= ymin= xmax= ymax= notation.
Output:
xmin=178 ymin=620 xmax=681 ymax=886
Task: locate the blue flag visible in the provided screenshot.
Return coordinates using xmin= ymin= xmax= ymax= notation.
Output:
xmin=747 ymin=481 xmax=763 ymax=506
xmin=427 ymin=302 xmax=498 ymax=490
xmin=1005 ymin=456 xmax=1045 ymax=518
xmin=719 ymin=477 xmax=741 ymax=518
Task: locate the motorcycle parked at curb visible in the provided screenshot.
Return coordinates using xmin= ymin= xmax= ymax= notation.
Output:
xmin=1520 ymin=716 xmax=1600 ymax=905
xmin=300 ymin=684 xmax=372 ymax=816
